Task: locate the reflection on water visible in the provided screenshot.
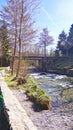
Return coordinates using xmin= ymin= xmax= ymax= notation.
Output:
xmin=30 ymin=73 xmax=73 ymax=108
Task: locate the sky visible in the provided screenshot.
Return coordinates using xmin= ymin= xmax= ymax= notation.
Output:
xmin=0 ymin=0 xmax=73 ymax=49
xmin=35 ymin=0 xmax=73 ymax=49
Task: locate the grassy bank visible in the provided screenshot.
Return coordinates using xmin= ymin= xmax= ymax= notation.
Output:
xmin=5 ymin=73 xmax=51 ymax=110
xmin=52 ymin=57 xmax=73 ymax=69
xmin=48 ymin=56 xmax=73 ymax=76
xmin=0 ymin=67 xmax=5 ymax=71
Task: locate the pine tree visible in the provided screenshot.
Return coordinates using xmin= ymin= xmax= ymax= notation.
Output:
xmin=57 ymin=30 xmax=68 ymax=56
xmin=67 ymin=24 xmax=73 ymax=44
xmin=0 ymin=21 xmax=10 ymax=66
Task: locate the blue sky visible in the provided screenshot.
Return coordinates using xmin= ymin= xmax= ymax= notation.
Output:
xmin=0 ymin=0 xmax=73 ymax=49
xmin=35 ymin=0 xmax=73 ymax=48
xmin=0 ymin=0 xmax=6 ymax=9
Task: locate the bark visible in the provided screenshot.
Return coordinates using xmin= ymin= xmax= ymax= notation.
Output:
xmin=11 ymin=22 xmax=17 ymax=75
xmin=16 ymin=0 xmax=23 ymax=78
xmin=11 ymin=0 xmax=18 ymax=75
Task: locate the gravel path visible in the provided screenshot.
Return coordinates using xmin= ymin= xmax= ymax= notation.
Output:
xmin=13 ymin=89 xmax=73 ymax=130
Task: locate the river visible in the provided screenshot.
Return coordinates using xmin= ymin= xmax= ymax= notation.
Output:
xmin=13 ymin=72 xmax=73 ymax=130
xmin=30 ymin=72 xmax=73 ymax=110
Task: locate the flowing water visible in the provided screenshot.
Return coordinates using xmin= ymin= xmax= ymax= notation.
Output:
xmin=30 ymin=73 xmax=73 ymax=109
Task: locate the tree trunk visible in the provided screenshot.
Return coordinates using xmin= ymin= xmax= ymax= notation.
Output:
xmin=11 ymin=1 xmax=18 ymax=75
xmin=16 ymin=0 xmax=23 ymax=78
xmin=11 ymin=27 xmax=17 ymax=75
xmin=44 ymin=45 xmax=46 ymax=57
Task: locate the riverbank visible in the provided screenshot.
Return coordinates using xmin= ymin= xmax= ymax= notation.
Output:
xmin=48 ymin=68 xmax=73 ymax=77
xmin=47 ymin=56 xmax=73 ymax=77
xmin=3 ymin=67 xmax=73 ymax=130
xmin=13 ymin=89 xmax=73 ymax=130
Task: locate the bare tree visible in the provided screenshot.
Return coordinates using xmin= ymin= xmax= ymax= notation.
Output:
xmin=0 ymin=0 xmax=39 ymax=77
xmin=39 ymin=28 xmax=54 ymax=57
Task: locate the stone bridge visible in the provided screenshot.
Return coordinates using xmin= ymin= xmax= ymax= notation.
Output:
xmin=23 ymin=56 xmax=56 ymax=71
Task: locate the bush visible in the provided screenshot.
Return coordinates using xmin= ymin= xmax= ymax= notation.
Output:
xmin=25 ymin=77 xmax=52 ymax=110
xmin=36 ymin=94 xmax=51 ymax=110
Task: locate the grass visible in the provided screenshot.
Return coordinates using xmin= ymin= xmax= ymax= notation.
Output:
xmin=52 ymin=56 xmax=73 ymax=69
xmin=5 ymin=73 xmax=51 ymax=110
xmin=23 ymin=77 xmax=52 ymax=110
xmin=5 ymin=74 xmax=16 ymax=88
xmin=0 ymin=67 xmax=5 ymax=70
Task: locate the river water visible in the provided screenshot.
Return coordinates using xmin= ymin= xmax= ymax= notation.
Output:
xmin=30 ymin=72 xmax=73 ymax=109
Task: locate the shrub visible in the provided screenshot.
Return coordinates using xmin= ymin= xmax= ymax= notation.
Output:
xmin=36 ymin=94 xmax=51 ymax=110
xmin=25 ymin=77 xmax=52 ymax=110
xmin=27 ymin=91 xmax=37 ymax=101
xmin=36 ymin=88 xmax=46 ymax=96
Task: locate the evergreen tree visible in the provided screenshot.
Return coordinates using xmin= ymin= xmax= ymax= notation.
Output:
xmin=67 ymin=24 xmax=73 ymax=44
xmin=57 ymin=30 xmax=68 ymax=55
xmin=0 ymin=21 xmax=10 ymax=66
xmin=67 ymin=24 xmax=73 ymax=56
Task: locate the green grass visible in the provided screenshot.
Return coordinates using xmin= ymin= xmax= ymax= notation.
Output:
xmin=5 ymin=74 xmax=16 ymax=88
xmin=0 ymin=67 xmax=5 ymax=70
xmin=55 ymin=57 xmax=73 ymax=69
xmin=24 ymin=77 xmax=51 ymax=109
xmin=5 ymin=74 xmax=51 ymax=110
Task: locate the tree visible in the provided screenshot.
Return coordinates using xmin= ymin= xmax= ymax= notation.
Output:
xmin=57 ymin=30 xmax=69 ymax=56
xmin=67 ymin=24 xmax=73 ymax=56
xmin=39 ymin=28 xmax=54 ymax=57
xmin=0 ymin=0 xmax=39 ymax=77
xmin=67 ymin=24 xmax=73 ymax=44
xmin=0 ymin=20 xmax=10 ymax=66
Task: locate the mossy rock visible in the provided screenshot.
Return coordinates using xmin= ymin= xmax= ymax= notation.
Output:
xmin=36 ymin=94 xmax=51 ymax=110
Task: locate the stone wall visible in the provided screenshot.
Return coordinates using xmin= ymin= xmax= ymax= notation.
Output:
xmin=0 ymin=69 xmax=38 ymax=130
